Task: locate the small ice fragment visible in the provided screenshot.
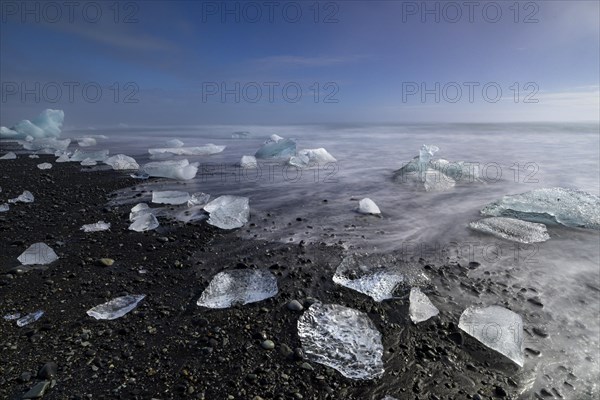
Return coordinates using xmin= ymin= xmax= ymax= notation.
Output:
xmin=0 ymin=152 xmax=17 ymax=160
xmin=37 ymin=162 xmax=52 ymax=170
xmin=8 ymin=190 xmax=34 ymax=203
xmin=4 ymin=313 xmax=21 ymax=320
xmin=70 ymin=149 xmax=109 ymax=162
xmin=232 ymin=131 xmax=250 ymax=139
xmin=16 ymin=310 xmax=44 ymax=327
xmin=80 ymin=158 xmax=97 ymax=166
xmin=18 ymin=243 xmax=58 ymax=265
xmin=240 ymin=155 xmax=257 ymax=168
xmin=128 ymin=213 xmax=159 ymax=232
xmin=29 ymin=154 xmax=39 ymax=159
xmin=56 ymin=154 xmax=70 ymax=162
xmin=142 ymin=159 xmax=199 ymax=180
xmin=409 ymin=287 xmax=439 ymax=323
xmin=165 ymin=138 xmax=184 ymax=147
xmin=86 ymin=295 xmax=146 ymax=320
xmin=77 ymin=137 xmax=96 ymax=147
xmin=147 ymin=144 xmax=225 ymax=156
xmin=481 ymin=188 xmax=600 ymax=230
xmin=0 ymin=203 xmax=8 ymax=212
xmin=197 ymin=269 xmax=278 ymax=308
xmin=357 ymin=198 xmax=381 ymax=215
xmin=152 ymin=190 xmax=190 ymax=205
xmin=188 ymin=192 xmax=210 ymax=207
xmin=459 ymin=305 xmax=524 ymax=367
xmin=419 ymin=144 xmax=439 ymax=164
xmin=81 ymin=221 xmax=111 ymax=232
xmin=297 ymin=303 xmax=384 ymax=380
xmin=469 ymin=217 xmax=550 ymax=243
xmin=129 ymin=203 xmax=151 ymax=221
xmin=255 ymin=135 xmax=296 ymax=159
xmin=104 ymin=154 xmax=139 ymax=170
xmin=204 ymin=195 xmax=250 ymax=229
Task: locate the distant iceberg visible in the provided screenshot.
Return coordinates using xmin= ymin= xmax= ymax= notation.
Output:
xmin=0 ymin=109 xmax=64 ymax=139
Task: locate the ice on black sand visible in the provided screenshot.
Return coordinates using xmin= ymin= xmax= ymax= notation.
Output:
xmin=152 ymin=190 xmax=191 ymax=205
xmin=469 ymin=217 xmax=550 ymax=243
xmin=197 ymin=269 xmax=278 ymax=308
xmin=104 ymin=154 xmax=139 ymax=170
xmin=87 ymin=295 xmax=146 ymax=320
xmin=81 ymin=221 xmax=111 ymax=232
xmin=18 ymin=243 xmax=58 ymax=265
xmin=409 ymin=287 xmax=439 ymax=323
xmin=203 ymin=195 xmax=250 ymax=229
xmin=8 ymin=190 xmax=34 ymax=203
xmin=16 ymin=310 xmax=44 ymax=327
xmin=0 ymin=152 xmax=17 ymax=160
xmin=37 ymin=163 xmax=52 ymax=170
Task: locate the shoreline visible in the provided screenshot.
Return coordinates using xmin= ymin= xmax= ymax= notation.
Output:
xmin=0 ymin=154 xmax=576 ymax=399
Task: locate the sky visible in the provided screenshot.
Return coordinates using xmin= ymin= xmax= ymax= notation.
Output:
xmin=0 ymin=0 xmax=599 ymax=128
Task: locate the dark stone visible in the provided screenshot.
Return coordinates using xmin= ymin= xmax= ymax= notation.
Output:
xmin=37 ymin=362 xmax=57 ymax=380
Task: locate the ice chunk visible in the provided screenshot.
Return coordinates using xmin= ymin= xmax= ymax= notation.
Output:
xmin=481 ymin=188 xmax=600 ymax=230
xmin=18 ymin=243 xmax=58 ymax=265
xmin=409 ymin=287 xmax=439 ymax=323
xmin=70 ymin=149 xmax=109 ymax=162
xmin=197 ymin=269 xmax=278 ymax=308
xmin=333 ymin=254 xmax=430 ymax=302
xmin=16 ymin=310 xmax=44 ymax=327
xmin=357 ymin=198 xmax=381 ymax=215
xmin=204 ymin=195 xmax=250 ymax=229
xmin=240 ymin=155 xmax=258 ymax=168
xmin=297 ymin=303 xmax=384 ymax=380
xmin=37 ymin=162 xmax=52 ymax=170
xmin=77 ymin=137 xmax=96 ymax=147
xmin=0 ymin=126 xmax=19 ymax=138
xmin=431 ymin=159 xmax=481 ymax=182
xmin=142 ymin=159 xmax=199 ymax=180
xmin=419 ymin=144 xmax=439 ymax=164
xmin=148 ymin=144 xmax=225 ymax=156
xmin=104 ymin=154 xmax=139 ymax=170
xmin=56 ymin=154 xmax=70 ymax=163
xmin=469 ymin=217 xmax=550 ymax=243
xmin=255 ymin=135 xmax=296 ymax=159
xmin=21 ymin=137 xmax=71 ymax=152
xmin=129 ymin=203 xmax=152 ymax=221
xmin=7 ymin=109 xmax=64 ymax=139
xmin=3 ymin=313 xmax=21 ymax=321
xmin=459 ymin=305 xmax=524 ymax=367
xmin=8 ymin=190 xmax=34 ymax=203
xmin=128 ymin=213 xmax=159 ymax=232
xmin=0 ymin=203 xmax=9 ymax=212
xmin=81 ymin=221 xmax=111 ymax=232
xmin=289 ymin=148 xmax=336 ymax=168
xmin=165 ymin=138 xmax=184 ymax=147
xmin=0 ymin=152 xmax=17 ymax=160
xmin=232 ymin=131 xmax=251 ymax=139
xmin=80 ymin=158 xmax=97 ymax=166
xmin=188 ymin=192 xmax=210 ymax=207
xmin=86 ymin=295 xmax=146 ymax=320
xmin=423 ymin=168 xmax=456 ymax=191
xmin=152 ymin=190 xmax=190 ymax=205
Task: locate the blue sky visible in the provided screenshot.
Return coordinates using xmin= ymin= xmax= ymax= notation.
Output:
xmin=1 ymin=0 xmax=599 ymax=127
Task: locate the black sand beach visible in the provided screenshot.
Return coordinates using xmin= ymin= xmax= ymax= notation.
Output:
xmin=0 ymin=153 xmax=567 ymax=399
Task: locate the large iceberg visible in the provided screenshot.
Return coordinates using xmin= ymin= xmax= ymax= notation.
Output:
xmin=409 ymin=287 xmax=439 ymax=323
xmin=104 ymin=154 xmax=139 ymax=170
xmin=255 ymin=135 xmax=296 ymax=159
xmin=148 ymin=144 xmax=225 ymax=156
xmin=469 ymin=217 xmax=550 ymax=243
xmin=151 ymin=190 xmax=190 ymax=205
xmin=141 ymin=159 xmax=199 ymax=180
xmin=297 ymin=303 xmax=384 ymax=380
xmin=459 ymin=305 xmax=524 ymax=367
xmin=333 ymin=254 xmax=430 ymax=302
xmin=17 ymin=243 xmax=58 ymax=265
xmin=197 ymin=269 xmax=278 ymax=308
xmin=1 ymin=109 xmax=64 ymax=139
xmin=204 ymin=195 xmax=250 ymax=229
xmin=87 ymin=295 xmax=146 ymax=320
xmin=481 ymin=188 xmax=600 ymax=230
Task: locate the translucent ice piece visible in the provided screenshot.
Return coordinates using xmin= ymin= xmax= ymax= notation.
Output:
xmin=240 ymin=155 xmax=258 ymax=168
xmin=128 ymin=213 xmax=159 ymax=232
xmin=81 ymin=221 xmax=111 ymax=232
xmin=469 ymin=217 xmax=550 ymax=243
xmin=297 ymin=303 xmax=384 ymax=380
xmin=3 ymin=313 xmax=21 ymax=321
xmin=148 ymin=144 xmax=225 ymax=156
xmin=0 ymin=152 xmax=17 ymax=160
xmin=165 ymin=138 xmax=184 ymax=147
xmin=423 ymin=168 xmax=456 ymax=191
xmin=37 ymin=163 xmax=52 ymax=170
xmin=80 ymin=158 xmax=97 ymax=166
xmin=0 ymin=126 xmax=19 ymax=138
xmin=419 ymin=144 xmax=439 ymax=164
xmin=8 ymin=190 xmax=34 ymax=203
xmin=16 ymin=310 xmax=44 ymax=327
xmin=17 ymin=243 xmax=58 ymax=265
xmin=431 ymin=159 xmax=480 ymax=183
xmin=141 ymin=159 xmax=199 ymax=180
xmin=409 ymin=287 xmax=439 ymax=323
xmin=459 ymin=305 xmax=524 ymax=367
xmin=152 ymin=190 xmax=190 ymax=205
xmin=56 ymin=154 xmax=70 ymax=163
xmin=197 ymin=269 xmax=278 ymax=308
xmin=481 ymin=188 xmax=600 ymax=230
xmin=203 ymin=195 xmax=250 ymax=229
xmin=86 ymin=295 xmax=146 ymax=320
xmin=22 ymin=138 xmax=71 ymax=151
xmin=255 ymin=135 xmax=296 ymax=159
xmin=104 ymin=154 xmax=139 ymax=170
xmin=129 ymin=203 xmax=152 ymax=221
xmin=188 ymin=192 xmax=210 ymax=207
xmin=333 ymin=254 xmax=430 ymax=302
xmin=29 ymin=154 xmax=39 ymax=159
xmin=70 ymin=149 xmax=109 ymax=162
xmin=77 ymin=137 xmax=96 ymax=147
xmin=357 ymin=198 xmax=381 ymax=215
xmin=0 ymin=203 xmax=8 ymax=212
